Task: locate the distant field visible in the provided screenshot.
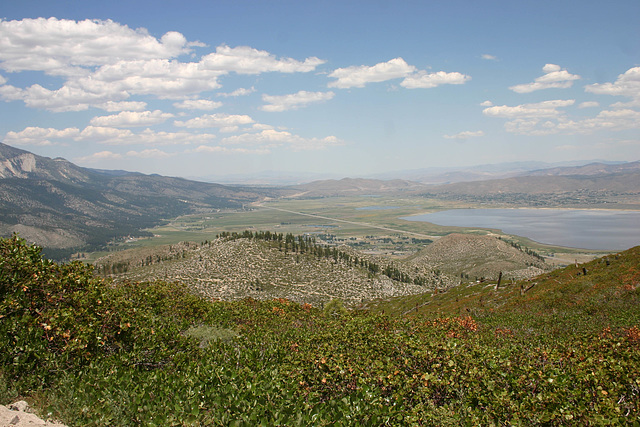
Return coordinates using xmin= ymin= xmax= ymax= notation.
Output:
xmin=85 ymin=195 xmax=610 ymax=263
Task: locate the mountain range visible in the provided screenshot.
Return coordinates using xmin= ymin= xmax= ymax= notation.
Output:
xmin=0 ymin=143 xmax=276 ymax=257
xmin=1 ymin=141 xmax=639 ymax=257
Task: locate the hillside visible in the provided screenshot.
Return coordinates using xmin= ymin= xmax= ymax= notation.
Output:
xmin=94 ymin=232 xmax=550 ymax=305
xmin=407 ymin=233 xmax=549 ymax=282
xmin=2 ymin=235 xmax=639 ymax=425
xmin=0 ymin=143 xmax=277 ymax=257
xmin=94 ymin=236 xmax=433 ymax=306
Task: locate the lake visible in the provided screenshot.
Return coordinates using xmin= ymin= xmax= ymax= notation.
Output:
xmin=401 ymin=209 xmax=640 ymax=251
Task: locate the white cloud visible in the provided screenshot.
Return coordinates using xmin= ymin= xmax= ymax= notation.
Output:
xmin=484 ymin=99 xmax=640 ymax=135
xmin=0 ymin=19 xmax=327 ymax=110
xmin=174 ymin=113 xmax=254 ymax=129
xmin=328 ymin=57 xmax=470 ymax=91
xmin=509 ymin=64 xmax=581 ymax=93
xmin=0 ymin=18 xmax=193 ymax=76
xmin=480 ymin=100 xmax=494 ymax=107
xmin=328 ymin=58 xmax=416 ymax=89
xmin=98 ymin=101 xmax=148 ymax=112
xmin=75 ymin=151 xmax=123 ymax=163
xmin=125 ymin=148 xmax=173 ymax=158
xmin=81 ymin=59 xmax=224 ymax=99
xmin=80 ymin=127 xmax=217 ymax=146
xmin=400 ymin=71 xmax=471 ymax=89
xmin=444 ymin=130 xmax=485 ymax=139
xmin=90 ymin=110 xmax=174 ymax=127
xmin=481 ymin=54 xmax=498 ymax=61
xmin=194 ymin=145 xmax=271 ymax=155
xmin=222 ymin=129 xmax=343 ymax=151
xmin=261 ymin=90 xmax=335 ymax=112
xmin=483 ymin=99 xmax=575 ymax=118
xmin=218 ymin=87 xmax=256 ymax=97
xmin=3 ymin=126 xmax=80 ymax=146
xmin=252 ymin=123 xmax=275 ymax=131
xmin=200 ymin=45 xmax=325 ymax=74
xmin=5 ymin=125 xmax=217 ymax=147
xmin=578 ymin=101 xmax=600 ymax=108
xmin=173 ymin=99 xmax=223 ymax=110
xmin=0 ymin=83 xmax=127 ymax=112
xmin=585 ymin=67 xmax=640 ymax=108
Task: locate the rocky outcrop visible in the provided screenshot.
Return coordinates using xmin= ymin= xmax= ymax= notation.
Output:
xmin=0 ymin=401 xmax=67 ymax=427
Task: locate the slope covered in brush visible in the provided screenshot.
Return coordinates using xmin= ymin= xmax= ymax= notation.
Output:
xmin=2 ymin=236 xmax=639 ymax=425
xmin=94 ymin=234 xmax=432 ymax=306
xmin=407 ymin=233 xmax=549 ymax=282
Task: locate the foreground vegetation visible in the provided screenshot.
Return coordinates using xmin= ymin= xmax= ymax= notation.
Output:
xmin=2 ymin=235 xmax=639 ymax=425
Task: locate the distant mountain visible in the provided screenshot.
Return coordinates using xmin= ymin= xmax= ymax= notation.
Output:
xmin=419 ymin=167 xmax=640 ymax=207
xmin=288 ymin=177 xmax=427 ymax=198
xmin=0 ymin=142 xmax=276 ymax=257
xmin=371 ymin=160 xmax=629 ymax=184
xmin=190 ymin=170 xmax=341 ymax=186
xmin=525 ymin=161 xmax=640 ymax=177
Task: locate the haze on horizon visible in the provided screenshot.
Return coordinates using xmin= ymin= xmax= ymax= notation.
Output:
xmin=0 ymin=0 xmax=639 ymax=180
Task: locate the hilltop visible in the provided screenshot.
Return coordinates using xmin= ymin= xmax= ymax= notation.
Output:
xmin=407 ymin=233 xmax=549 ymax=282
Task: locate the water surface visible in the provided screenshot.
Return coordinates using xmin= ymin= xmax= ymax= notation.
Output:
xmin=402 ymin=209 xmax=640 ymax=250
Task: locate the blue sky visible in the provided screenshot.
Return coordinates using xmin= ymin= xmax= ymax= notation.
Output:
xmin=1 ymin=0 xmax=639 ymax=180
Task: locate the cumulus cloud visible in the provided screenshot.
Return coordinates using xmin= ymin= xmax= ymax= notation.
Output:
xmin=483 ymin=99 xmax=575 ymax=118
xmin=328 ymin=58 xmax=416 ymax=88
xmin=194 ymin=145 xmax=271 ymax=155
xmin=5 ymin=125 xmax=218 ymax=147
xmin=401 ymin=71 xmax=471 ymax=89
xmin=218 ymin=87 xmax=256 ymax=97
xmin=99 ymin=101 xmax=148 ymax=112
xmin=3 ymin=126 xmax=80 ymax=146
xmin=585 ymin=67 xmax=640 ymax=107
xmin=222 ymin=129 xmax=343 ymax=151
xmin=0 ymin=18 xmax=328 ymax=111
xmin=578 ymin=101 xmax=600 ymax=108
xmin=328 ymin=57 xmax=470 ymax=90
xmin=75 ymin=151 xmax=123 ymax=163
xmin=0 ymin=83 xmax=129 ymax=112
xmin=125 ymin=148 xmax=173 ymax=158
xmin=82 ymin=128 xmax=217 ymax=146
xmin=173 ymin=99 xmax=223 ymax=110
xmin=90 ymin=110 xmax=174 ymax=127
xmin=200 ymin=45 xmax=325 ymax=74
xmin=483 ymin=99 xmax=640 ymax=135
xmin=174 ymin=113 xmax=254 ymax=129
xmin=0 ymin=18 xmax=193 ymax=76
xmin=443 ymin=130 xmax=485 ymax=139
xmin=261 ymin=90 xmax=335 ymax=112
xmin=509 ymin=64 xmax=580 ymax=93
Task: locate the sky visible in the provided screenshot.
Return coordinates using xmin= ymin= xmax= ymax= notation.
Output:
xmin=1 ymin=0 xmax=639 ymax=181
